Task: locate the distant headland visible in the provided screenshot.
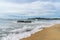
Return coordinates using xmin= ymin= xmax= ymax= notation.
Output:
xmin=28 ymin=17 xmax=60 ymax=20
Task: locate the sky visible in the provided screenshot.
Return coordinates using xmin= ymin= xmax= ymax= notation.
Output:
xmin=0 ymin=0 xmax=60 ymax=19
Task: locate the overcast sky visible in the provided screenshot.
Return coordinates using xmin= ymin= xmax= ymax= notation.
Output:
xmin=0 ymin=0 xmax=60 ymax=19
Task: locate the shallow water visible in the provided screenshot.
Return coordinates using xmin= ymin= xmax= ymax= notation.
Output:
xmin=0 ymin=19 xmax=60 ymax=40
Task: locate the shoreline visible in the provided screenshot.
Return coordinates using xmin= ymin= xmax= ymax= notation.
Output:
xmin=21 ymin=24 xmax=60 ymax=40
xmin=2 ymin=24 xmax=60 ymax=40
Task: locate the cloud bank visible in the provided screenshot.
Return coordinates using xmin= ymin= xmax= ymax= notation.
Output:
xmin=0 ymin=0 xmax=60 ymax=19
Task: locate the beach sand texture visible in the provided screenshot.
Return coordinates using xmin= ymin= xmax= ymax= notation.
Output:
xmin=22 ymin=24 xmax=60 ymax=40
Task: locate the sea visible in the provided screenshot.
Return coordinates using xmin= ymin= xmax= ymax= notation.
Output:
xmin=0 ymin=19 xmax=60 ymax=40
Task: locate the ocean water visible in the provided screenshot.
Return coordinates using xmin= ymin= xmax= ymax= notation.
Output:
xmin=0 ymin=19 xmax=60 ymax=40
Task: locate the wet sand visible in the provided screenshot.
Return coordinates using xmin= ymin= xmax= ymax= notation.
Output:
xmin=21 ymin=24 xmax=60 ymax=40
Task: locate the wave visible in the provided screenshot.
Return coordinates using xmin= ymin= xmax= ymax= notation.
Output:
xmin=0 ymin=20 xmax=60 ymax=40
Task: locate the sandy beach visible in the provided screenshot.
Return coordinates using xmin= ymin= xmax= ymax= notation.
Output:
xmin=21 ymin=24 xmax=60 ymax=40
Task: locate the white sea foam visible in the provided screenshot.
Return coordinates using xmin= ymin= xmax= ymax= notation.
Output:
xmin=2 ymin=24 xmax=54 ymax=40
xmin=0 ymin=20 xmax=60 ymax=40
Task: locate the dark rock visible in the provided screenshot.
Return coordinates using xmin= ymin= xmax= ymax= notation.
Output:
xmin=17 ymin=20 xmax=32 ymax=23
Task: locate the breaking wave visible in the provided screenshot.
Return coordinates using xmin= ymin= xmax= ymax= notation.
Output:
xmin=0 ymin=20 xmax=60 ymax=40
